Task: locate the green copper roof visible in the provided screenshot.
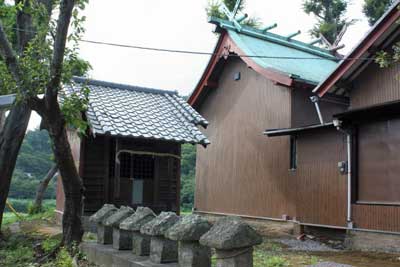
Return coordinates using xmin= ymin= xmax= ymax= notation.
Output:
xmin=210 ymin=17 xmax=340 ymax=85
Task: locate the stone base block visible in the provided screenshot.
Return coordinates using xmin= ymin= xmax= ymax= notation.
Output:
xmin=132 ymin=231 xmax=151 ymax=256
xmin=215 ymin=247 xmax=253 ymax=267
xmin=113 ymin=228 xmax=132 ymax=250
xmin=345 ymin=230 xmax=400 ymax=253
xmin=179 ymin=242 xmax=211 ymax=267
xmin=150 ymin=236 xmax=178 ymax=264
xmin=97 ymin=224 xmax=113 ymax=245
xmin=80 ymin=242 xmax=178 ymax=267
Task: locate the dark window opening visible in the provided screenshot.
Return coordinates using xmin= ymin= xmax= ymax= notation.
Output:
xmin=117 ymin=153 xmax=155 ymax=206
xmin=119 ymin=153 xmax=131 ymax=178
xmin=118 ymin=153 xmax=155 ymax=179
xmin=132 ymin=155 xmax=155 ymax=180
xmin=290 ymin=136 xmax=297 ymax=170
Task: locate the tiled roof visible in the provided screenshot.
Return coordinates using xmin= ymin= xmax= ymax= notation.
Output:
xmin=65 ymin=77 xmax=209 ymax=145
xmin=210 ymin=18 xmax=339 ymax=85
xmin=0 ymin=94 xmax=15 ymax=109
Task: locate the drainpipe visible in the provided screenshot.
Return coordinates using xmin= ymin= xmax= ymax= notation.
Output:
xmin=310 ymin=96 xmax=324 ymax=124
xmin=333 ymin=119 xmax=353 ymax=228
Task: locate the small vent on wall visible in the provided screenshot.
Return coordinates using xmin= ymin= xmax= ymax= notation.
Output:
xmin=234 ymin=72 xmax=241 ymax=81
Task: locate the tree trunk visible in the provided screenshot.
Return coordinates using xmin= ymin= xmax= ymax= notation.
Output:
xmin=45 ymin=109 xmax=84 ymax=245
xmin=0 ymin=110 xmax=5 ymax=131
xmin=0 ymin=103 xmax=31 ymax=230
xmin=32 ymin=164 xmax=58 ymax=213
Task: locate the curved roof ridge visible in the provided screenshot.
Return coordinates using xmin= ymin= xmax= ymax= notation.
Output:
xmin=209 ymin=17 xmax=338 ymax=61
xmin=72 ymin=76 xmax=178 ymax=96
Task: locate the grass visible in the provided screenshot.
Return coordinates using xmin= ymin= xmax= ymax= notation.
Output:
xmin=6 ymin=198 xmax=56 ymax=213
xmin=0 ymin=208 xmax=96 ymax=267
xmin=2 ymin=208 xmax=55 ymax=229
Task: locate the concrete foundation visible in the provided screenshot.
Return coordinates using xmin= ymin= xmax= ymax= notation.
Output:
xmin=97 ymin=224 xmax=113 ymax=245
xmin=215 ymin=247 xmax=253 ymax=267
xmin=150 ymin=236 xmax=178 ymax=264
xmin=113 ymin=228 xmax=133 ymax=250
xmin=345 ymin=230 xmax=400 ymax=253
xmin=81 ymin=242 xmax=178 ymax=267
xmin=132 ymin=231 xmax=151 ymax=256
xmin=179 ymin=242 xmax=211 ymax=267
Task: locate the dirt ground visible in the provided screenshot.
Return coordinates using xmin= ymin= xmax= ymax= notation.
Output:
xmin=254 ymin=238 xmax=400 ymax=267
xmin=3 ymin=214 xmax=399 ymax=267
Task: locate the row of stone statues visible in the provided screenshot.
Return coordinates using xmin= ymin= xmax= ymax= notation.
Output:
xmin=89 ymin=204 xmax=262 ymax=267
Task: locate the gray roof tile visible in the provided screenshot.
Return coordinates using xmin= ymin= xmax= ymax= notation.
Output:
xmin=65 ymin=77 xmax=209 ymax=145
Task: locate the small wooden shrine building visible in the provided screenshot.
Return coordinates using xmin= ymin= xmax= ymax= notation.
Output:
xmin=55 ymin=77 xmax=209 ymax=221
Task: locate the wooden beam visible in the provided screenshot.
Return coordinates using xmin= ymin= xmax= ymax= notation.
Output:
xmin=104 ymin=135 xmax=110 ymax=203
xmin=114 ymin=138 xmax=120 ymax=199
xmin=176 ymin=145 xmax=181 ymax=215
xmin=205 ymin=80 xmax=218 ymax=89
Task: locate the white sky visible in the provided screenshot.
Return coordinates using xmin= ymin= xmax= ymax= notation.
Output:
xmin=28 ymin=0 xmax=370 ymax=130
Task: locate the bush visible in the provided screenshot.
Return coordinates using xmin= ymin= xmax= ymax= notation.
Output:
xmin=55 ymin=247 xmax=74 ymax=267
xmin=0 ymin=234 xmax=35 ymax=267
xmin=266 ymin=256 xmax=289 ymax=267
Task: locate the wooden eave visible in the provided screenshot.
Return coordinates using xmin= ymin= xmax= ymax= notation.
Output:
xmin=313 ymin=2 xmax=400 ymax=98
xmin=334 ymin=99 xmax=400 ymax=123
xmin=188 ymin=31 xmax=296 ymax=107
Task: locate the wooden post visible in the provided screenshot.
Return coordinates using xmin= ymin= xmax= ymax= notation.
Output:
xmin=114 ymin=138 xmax=121 ymax=198
xmin=104 ymin=135 xmax=110 ymax=203
xmin=153 ymin=157 xmax=160 ymax=208
xmin=176 ymin=145 xmax=181 ymax=215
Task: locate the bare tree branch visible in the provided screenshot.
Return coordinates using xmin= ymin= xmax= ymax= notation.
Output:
xmin=46 ymin=0 xmax=75 ymax=104
xmin=0 ymin=21 xmax=22 ymax=84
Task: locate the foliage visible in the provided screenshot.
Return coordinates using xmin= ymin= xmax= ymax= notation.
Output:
xmin=206 ymin=0 xmax=261 ymax=28
xmin=55 ymin=247 xmax=74 ymax=267
xmin=16 ymin=129 xmax=53 ymax=177
xmin=375 ymin=42 xmax=400 ymax=68
xmin=8 ymin=129 xmax=55 ymax=200
xmin=0 ymin=0 xmax=91 ymax=133
xmin=4 ymin=199 xmax=55 ymax=217
xmin=0 ymin=234 xmax=35 ymax=267
xmin=363 ymin=0 xmax=393 ymax=26
xmin=180 ymin=144 xmax=196 ymax=211
xmin=265 ymin=256 xmax=289 ymax=267
xmin=60 ymin=84 xmax=90 ymax=136
xmin=302 ymin=0 xmax=355 ymax=45
xmin=42 ymin=236 xmax=61 ymax=253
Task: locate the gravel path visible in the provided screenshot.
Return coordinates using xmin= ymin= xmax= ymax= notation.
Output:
xmin=307 ymin=262 xmax=354 ymax=267
xmin=275 ymin=238 xmax=338 ymax=252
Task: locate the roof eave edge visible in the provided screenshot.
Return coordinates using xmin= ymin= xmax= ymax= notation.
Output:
xmin=313 ymin=2 xmax=400 ymax=97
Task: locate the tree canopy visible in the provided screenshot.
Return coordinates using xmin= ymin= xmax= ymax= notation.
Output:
xmin=303 ymin=0 xmax=355 ymax=46
xmin=0 ymin=0 xmax=90 ymax=245
xmin=363 ymin=0 xmax=393 ymax=26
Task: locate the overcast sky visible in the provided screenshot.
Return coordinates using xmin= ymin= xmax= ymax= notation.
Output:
xmin=28 ymin=0 xmax=370 ymax=130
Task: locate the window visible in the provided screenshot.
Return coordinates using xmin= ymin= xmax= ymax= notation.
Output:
xmin=357 ymin=118 xmax=400 ymax=205
xmin=290 ymin=136 xmax=297 ymax=170
xmin=119 ymin=153 xmax=154 ymax=179
xmin=117 ymin=153 xmax=155 ymax=205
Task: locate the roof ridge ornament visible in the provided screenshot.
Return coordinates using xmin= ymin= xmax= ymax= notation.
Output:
xmin=220 ymin=0 xmax=246 ymax=32
xmin=286 ymin=30 xmax=301 ymax=41
xmin=261 ymin=23 xmax=278 ymax=33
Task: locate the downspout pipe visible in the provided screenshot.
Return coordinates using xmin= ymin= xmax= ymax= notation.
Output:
xmin=310 ymin=96 xmax=324 ymax=124
xmin=333 ymin=119 xmax=353 ymax=228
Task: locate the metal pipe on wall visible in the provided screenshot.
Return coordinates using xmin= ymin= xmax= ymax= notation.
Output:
xmin=346 ymin=134 xmax=352 ymax=226
xmin=334 ymin=119 xmax=353 ymax=227
xmin=310 ymin=96 xmax=324 ymax=124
